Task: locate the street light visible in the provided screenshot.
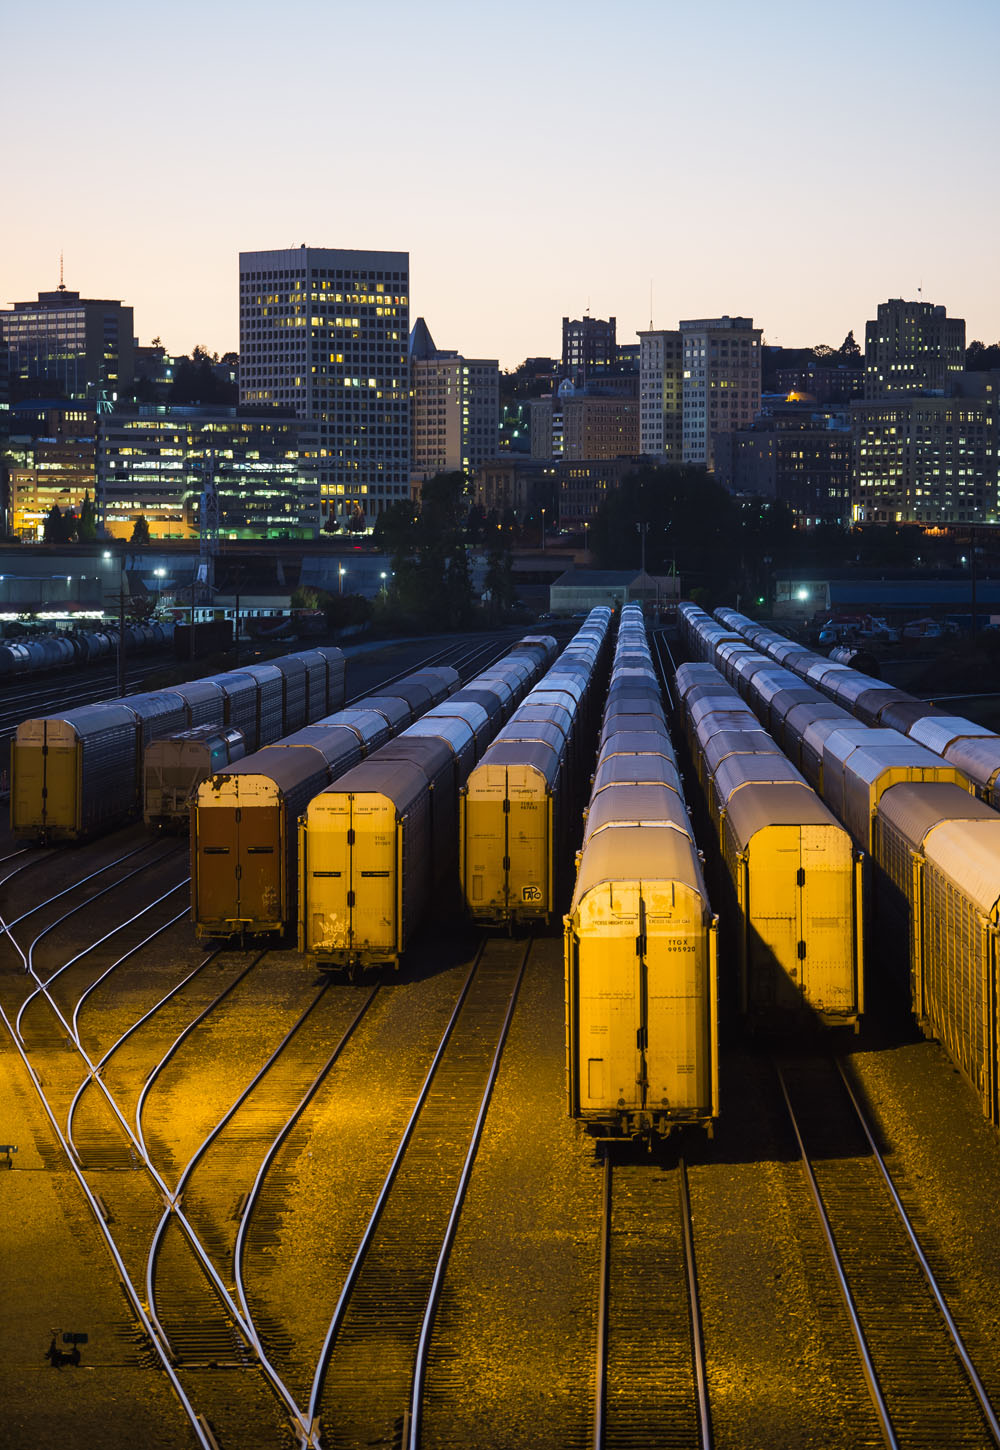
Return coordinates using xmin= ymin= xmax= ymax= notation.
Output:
xmin=338 ymin=565 xmax=346 ymax=596
xmin=380 ymin=571 xmax=388 ymax=598
xmin=541 ymin=507 xmax=546 ymax=552
xmin=153 ymin=567 xmax=165 ymax=613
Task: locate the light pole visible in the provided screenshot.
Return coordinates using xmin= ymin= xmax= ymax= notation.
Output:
xmin=541 ymin=507 xmax=546 ymax=552
xmin=636 ymin=522 xmax=647 ymax=575
xmin=380 ymin=571 xmax=388 ymax=598
xmin=338 ymin=565 xmax=346 ymax=596
xmin=153 ymin=567 xmax=165 ymax=612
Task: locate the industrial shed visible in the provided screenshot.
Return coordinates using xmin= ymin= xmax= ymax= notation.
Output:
xmin=548 ymin=569 xmax=679 ymax=615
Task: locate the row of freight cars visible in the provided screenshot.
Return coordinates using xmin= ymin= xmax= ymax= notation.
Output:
xmin=297 ymin=624 xmax=591 ymax=968
xmin=191 ymin=660 xmax=471 ymax=942
xmin=11 ymin=645 xmax=347 ymax=841
xmin=681 ymin=602 xmax=1000 ymax=1133
xmin=0 ymin=622 xmax=174 ymax=679
xmin=564 ymin=604 xmax=719 ymax=1140
xmin=184 ymin=611 xmax=611 ymax=962
xmin=189 ymin=615 xmax=613 ymax=971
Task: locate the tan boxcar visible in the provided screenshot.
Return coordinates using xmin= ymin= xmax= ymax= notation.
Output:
xmin=192 ymin=732 xmax=360 ymax=938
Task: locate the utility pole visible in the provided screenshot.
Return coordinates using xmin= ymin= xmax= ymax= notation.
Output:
xmin=117 ymin=561 xmax=127 ymax=697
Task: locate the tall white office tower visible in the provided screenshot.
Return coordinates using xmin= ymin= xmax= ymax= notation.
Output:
xmin=240 ymin=246 xmax=409 ymax=531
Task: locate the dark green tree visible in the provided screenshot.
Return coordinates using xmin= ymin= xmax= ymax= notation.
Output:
xmin=130 ymin=514 xmax=151 ymax=546
xmin=838 ymin=330 xmax=862 ymax=363
xmin=77 ymin=491 xmax=97 ymax=542
xmin=484 ymin=538 xmax=517 ymax=619
xmin=379 ymin=471 xmax=475 ymax=631
xmin=43 ymin=504 xmax=67 ymax=543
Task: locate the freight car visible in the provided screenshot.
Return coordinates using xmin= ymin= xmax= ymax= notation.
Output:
xmin=299 ymin=635 xmax=558 ymax=971
xmin=11 ymin=643 xmax=346 ymax=842
xmin=191 ymin=666 xmax=460 ymax=941
xmin=565 ymin=605 xmax=718 ymax=1140
xmin=679 ymin=604 xmax=975 ymax=854
xmin=676 ymin=661 xmax=863 ymax=1029
xmin=143 ymin=726 xmax=246 ymax=831
xmin=715 ymin=605 xmax=1000 ymax=807
xmin=460 ymin=611 xmax=612 ymax=928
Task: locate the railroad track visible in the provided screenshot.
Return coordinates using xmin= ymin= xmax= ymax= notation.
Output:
xmin=305 ymin=935 xmax=530 ymax=1450
xmin=595 ymin=1151 xmax=711 ymax=1450
xmin=776 ymin=1052 xmax=1000 ymax=1450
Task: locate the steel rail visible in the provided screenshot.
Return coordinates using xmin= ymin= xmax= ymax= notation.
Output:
xmin=678 ymin=1156 xmax=713 ymax=1450
xmin=66 ymin=941 xmax=222 ymax=1154
xmin=143 ymin=983 xmax=336 ymax=1438
xmin=15 ymin=851 xmax=188 ymax=1038
xmin=408 ymin=939 xmax=530 ymax=1449
xmin=835 ymin=1058 xmax=1000 ymax=1446
xmin=774 ymin=1060 xmax=899 ymax=1450
xmin=0 ymin=993 xmax=217 ymax=1450
xmin=593 ymin=1148 xmax=612 ymax=1450
xmin=233 ymin=987 xmax=380 ymax=1364
xmin=304 ymin=942 xmax=486 ymax=1436
xmin=134 ymin=951 xmax=268 ymax=1165
xmin=69 ymin=896 xmax=190 ymax=1041
xmin=6 ymin=838 xmax=164 ymax=937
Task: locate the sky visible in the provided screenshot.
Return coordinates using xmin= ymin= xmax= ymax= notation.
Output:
xmin=5 ymin=0 xmax=999 ymax=369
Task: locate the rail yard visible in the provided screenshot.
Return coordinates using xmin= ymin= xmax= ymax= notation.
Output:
xmin=6 ymin=619 xmax=1000 ymax=1450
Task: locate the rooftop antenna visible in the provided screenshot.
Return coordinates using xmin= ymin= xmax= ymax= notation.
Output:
xmin=58 ymin=251 xmax=65 ymax=292
xmin=649 ymin=279 xmax=654 ymax=330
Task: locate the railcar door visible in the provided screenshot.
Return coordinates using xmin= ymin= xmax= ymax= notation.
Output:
xmin=577 ymin=880 xmax=645 ymax=1117
xmin=506 ymin=766 xmax=549 ymax=917
xmin=747 ymin=825 xmax=802 ymax=1013
xmin=237 ymin=795 xmax=282 ymax=928
xmin=305 ymin=794 xmax=353 ymax=954
xmin=196 ymin=794 xmax=239 ymax=926
xmin=349 ymin=792 xmax=397 ymax=956
xmin=797 ymin=826 xmax=856 ymax=1017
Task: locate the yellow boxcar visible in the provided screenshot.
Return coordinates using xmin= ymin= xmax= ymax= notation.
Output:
xmin=299 ymin=758 xmax=431 ymax=971
xmin=722 ymin=780 xmax=864 ymax=1027
xmin=565 ymin=825 xmax=719 ymax=1140
xmin=460 ymin=740 xmax=561 ymax=925
xmin=12 ymin=704 xmax=140 ymax=840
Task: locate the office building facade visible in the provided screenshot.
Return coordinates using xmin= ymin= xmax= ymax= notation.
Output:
xmin=2 ymin=285 xmax=135 ymax=403
xmin=680 ymin=316 xmax=762 ymax=470
xmin=98 ymin=407 xmax=320 ymax=541
xmin=562 ymin=315 xmax=617 ymax=387
xmin=239 ymin=246 xmax=409 ymax=530
xmin=864 ymin=299 xmax=965 ymax=400
xmin=409 ymin=319 xmax=499 ymax=481
xmin=639 ymin=329 xmax=683 ymax=462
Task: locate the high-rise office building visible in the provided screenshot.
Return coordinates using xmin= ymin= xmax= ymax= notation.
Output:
xmin=239 ymin=246 xmax=409 ymax=530
xmin=409 ymin=318 xmax=499 ymax=482
xmin=864 ymin=299 xmax=965 ymax=400
xmin=680 ymin=316 xmax=762 ymax=470
xmin=562 ymin=315 xmax=617 ymax=388
xmin=639 ymin=330 xmax=683 ymax=462
xmin=1 ymin=284 xmax=135 ymax=403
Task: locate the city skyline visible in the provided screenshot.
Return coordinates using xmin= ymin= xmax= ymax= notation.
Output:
xmin=6 ymin=0 xmax=1000 ymax=368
